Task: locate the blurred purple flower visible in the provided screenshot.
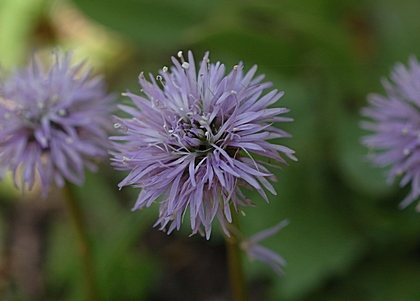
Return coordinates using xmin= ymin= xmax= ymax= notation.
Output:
xmin=111 ymin=51 xmax=296 ymax=239
xmin=0 ymin=49 xmax=115 ymax=197
xmin=361 ymin=56 xmax=420 ymax=210
xmin=240 ymin=219 xmax=289 ymax=275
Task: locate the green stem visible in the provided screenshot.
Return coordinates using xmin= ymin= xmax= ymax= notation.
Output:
xmin=225 ymin=204 xmax=248 ymax=301
xmin=63 ymin=184 xmax=98 ymax=301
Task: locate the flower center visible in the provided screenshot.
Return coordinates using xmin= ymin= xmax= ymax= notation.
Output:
xmin=167 ymin=113 xmax=215 ymax=154
xmin=165 ymin=110 xmax=240 ymax=162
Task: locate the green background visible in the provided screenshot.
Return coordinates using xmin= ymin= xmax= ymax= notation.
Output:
xmin=1 ymin=0 xmax=420 ymax=300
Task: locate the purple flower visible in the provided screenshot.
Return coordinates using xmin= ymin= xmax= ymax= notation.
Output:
xmin=240 ymin=219 xmax=289 ymax=275
xmin=0 ymin=49 xmax=115 ymax=197
xmin=361 ymin=56 xmax=420 ymax=210
xmin=111 ymin=51 xmax=296 ymax=238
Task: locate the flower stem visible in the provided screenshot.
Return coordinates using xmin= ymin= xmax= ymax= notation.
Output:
xmin=63 ymin=184 xmax=98 ymax=301
xmin=225 ymin=204 xmax=248 ymax=301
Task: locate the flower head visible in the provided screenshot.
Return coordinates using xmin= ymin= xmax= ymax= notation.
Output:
xmin=111 ymin=51 xmax=296 ymax=238
xmin=361 ymin=56 xmax=420 ymax=210
xmin=240 ymin=219 xmax=289 ymax=275
xmin=0 ymin=49 xmax=115 ymax=197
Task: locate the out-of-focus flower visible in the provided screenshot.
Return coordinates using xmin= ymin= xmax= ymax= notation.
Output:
xmin=111 ymin=51 xmax=296 ymax=239
xmin=240 ymin=219 xmax=289 ymax=275
xmin=0 ymin=49 xmax=115 ymax=197
xmin=361 ymin=56 xmax=420 ymax=211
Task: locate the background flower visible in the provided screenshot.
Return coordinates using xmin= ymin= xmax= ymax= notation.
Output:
xmin=111 ymin=51 xmax=296 ymax=239
xmin=0 ymin=49 xmax=115 ymax=197
xmin=361 ymin=56 xmax=420 ymax=211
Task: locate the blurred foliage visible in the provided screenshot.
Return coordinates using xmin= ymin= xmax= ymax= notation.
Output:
xmin=1 ymin=0 xmax=420 ymax=300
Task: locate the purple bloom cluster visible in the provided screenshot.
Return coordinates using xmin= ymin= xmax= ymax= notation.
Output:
xmin=111 ymin=51 xmax=296 ymax=238
xmin=361 ymin=56 xmax=420 ymax=210
xmin=0 ymin=49 xmax=114 ymax=197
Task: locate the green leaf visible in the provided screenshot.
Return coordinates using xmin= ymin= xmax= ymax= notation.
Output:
xmin=192 ymin=28 xmax=300 ymax=75
xmin=241 ymin=160 xmax=366 ymax=300
xmin=310 ymin=250 xmax=420 ymax=301
xmin=336 ymin=114 xmax=397 ymax=199
xmin=70 ymin=0 xmax=219 ymax=48
xmin=373 ymin=0 xmax=420 ymax=64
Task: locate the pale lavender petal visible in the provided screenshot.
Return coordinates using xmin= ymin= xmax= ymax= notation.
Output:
xmin=249 ymin=245 xmax=286 ymax=276
xmin=111 ymin=50 xmax=296 ymax=238
xmin=0 ymin=49 xmax=115 ymax=197
xmin=251 ymin=219 xmax=290 ymax=242
xmin=361 ymin=55 xmax=420 ymax=210
xmin=241 ymin=219 xmax=290 ymax=275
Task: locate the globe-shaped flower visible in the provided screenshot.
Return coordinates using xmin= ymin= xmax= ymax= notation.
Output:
xmin=111 ymin=51 xmax=296 ymax=238
xmin=361 ymin=56 xmax=420 ymax=210
xmin=0 ymin=49 xmax=115 ymax=197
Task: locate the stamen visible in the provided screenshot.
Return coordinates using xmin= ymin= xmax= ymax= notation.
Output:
xmin=156 ymin=75 xmax=165 ymax=86
xmin=177 ymin=51 xmax=186 ymax=65
xmin=182 ymin=62 xmax=190 ymax=69
xmin=122 ymin=156 xmax=130 ymax=166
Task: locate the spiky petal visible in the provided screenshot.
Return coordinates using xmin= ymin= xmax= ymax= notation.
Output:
xmin=111 ymin=51 xmax=296 ymax=238
xmin=240 ymin=219 xmax=290 ymax=275
xmin=0 ymin=49 xmax=115 ymax=197
xmin=361 ymin=56 xmax=420 ymax=211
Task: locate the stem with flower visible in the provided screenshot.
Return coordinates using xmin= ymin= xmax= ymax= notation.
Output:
xmin=225 ymin=203 xmax=248 ymax=301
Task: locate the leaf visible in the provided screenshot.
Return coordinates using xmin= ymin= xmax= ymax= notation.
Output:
xmin=373 ymin=0 xmax=420 ymax=64
xmin=71 ymin=0 xmax=219 ymax=48
xmin=239 ymin=81 xmax=366 ymax=299
xmin=336 ymin=113 xmax=398 ymax=199
xmin=241 ymin=160 xmax=366 ymax=300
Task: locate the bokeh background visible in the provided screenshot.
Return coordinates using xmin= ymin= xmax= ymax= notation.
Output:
xmin=1 ymin=0 xmax=420 ymax=300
